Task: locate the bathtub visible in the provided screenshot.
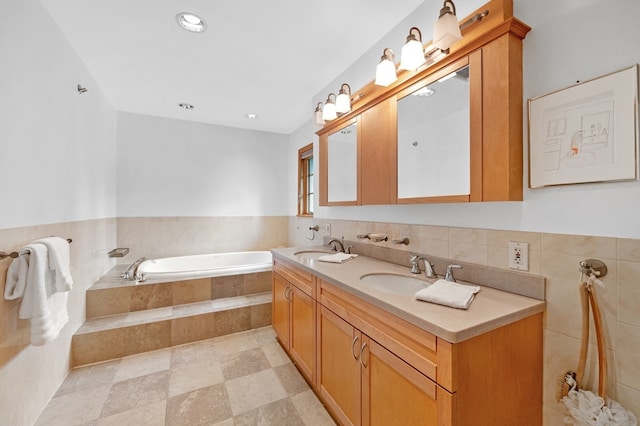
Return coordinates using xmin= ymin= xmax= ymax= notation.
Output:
xmin=137 ymin=251 xmax=273 ymax=281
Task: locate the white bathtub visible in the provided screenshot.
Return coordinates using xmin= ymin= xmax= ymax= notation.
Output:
xmin=137 ymin=251 xmax=273 ymax=281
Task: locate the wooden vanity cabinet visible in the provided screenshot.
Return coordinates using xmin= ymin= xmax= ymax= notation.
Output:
xmin=272 ymin=258 xmax=543 ymax=425
xmin=272 ymin=259 xmax=316 ymax=385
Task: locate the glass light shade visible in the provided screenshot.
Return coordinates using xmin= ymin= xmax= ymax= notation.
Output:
xmin=433 ymin=13 xmax=462 ymax=50
xmin=314 ymin=109 xmax=325 ymax=126
xmin=375 ymin=59 xmax=397 ymax=86
xmin=335 ymin=93 xmax=351 ymax=114
xmin=322 ymin=102 xmax=337 ymax=121
xmin=399 ymin=39 xmax=426 ymax=71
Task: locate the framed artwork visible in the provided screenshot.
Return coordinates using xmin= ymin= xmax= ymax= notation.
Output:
xmin=528 ymin=64 xmax=638 ymax=188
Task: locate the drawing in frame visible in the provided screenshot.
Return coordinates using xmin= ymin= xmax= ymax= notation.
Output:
xmin=528 ymin=64 xmax=639 ymax=188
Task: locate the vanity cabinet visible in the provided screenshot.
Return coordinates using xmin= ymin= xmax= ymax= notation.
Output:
xmin=272 ymin=258 xmax=316 ymax=384
xmin=272 ymin=256 xmax=543 ymax=425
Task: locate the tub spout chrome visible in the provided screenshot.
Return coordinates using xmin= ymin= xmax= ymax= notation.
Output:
xmin=121 ymin=257 xmax=147 ymax=281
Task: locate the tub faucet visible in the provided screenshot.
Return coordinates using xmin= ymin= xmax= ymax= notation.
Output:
xmin=410 ymin=255 xmax=437 ymax=278
xmin=328 ymin=238 xmax=345 ymax=253
xmin=121 ymin=257 xmax=147 ymax=281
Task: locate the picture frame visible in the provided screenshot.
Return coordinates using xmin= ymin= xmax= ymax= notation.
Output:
xmin=528 ymin=64 xmax=639 ymax=188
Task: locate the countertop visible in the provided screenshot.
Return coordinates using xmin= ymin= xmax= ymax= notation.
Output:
xmin=272 ymin=246 xmax=546 ymax=343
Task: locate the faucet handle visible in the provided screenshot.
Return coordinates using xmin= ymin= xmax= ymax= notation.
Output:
xmin=409 ymin=255 xmax=421 ymax=274
xmin=445 ymin=264 xmax=463 ymax=282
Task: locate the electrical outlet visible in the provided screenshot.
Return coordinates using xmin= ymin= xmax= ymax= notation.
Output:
xmin=325 ymin=223 xmax=331 ymax=236
xmin=508 ymin=241 xmax=529 ymax=271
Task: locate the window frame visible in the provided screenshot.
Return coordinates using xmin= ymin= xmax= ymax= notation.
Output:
xmin=298 ymin=143 xmax=314 ymax=217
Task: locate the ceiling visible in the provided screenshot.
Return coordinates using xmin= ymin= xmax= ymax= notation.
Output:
xmin=41 ymin=0 xmax=429 ymax=135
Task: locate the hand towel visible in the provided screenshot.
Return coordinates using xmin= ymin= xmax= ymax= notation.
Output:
xmin=415 ymin=279 xmax=480 ymax=310
xmin=34 ymin=237 xmax=73 ymax=292
xmin=4 ymin=251 xmax=30 ymax=300
xmin=12 ymin=243 xmax=69 ymax=345
xmin=318 ymin=252 xmax=358 ymax=263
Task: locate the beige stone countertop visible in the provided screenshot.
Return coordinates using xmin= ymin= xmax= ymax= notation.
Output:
xmin=272 ymin=246 xmax=546 ymax=343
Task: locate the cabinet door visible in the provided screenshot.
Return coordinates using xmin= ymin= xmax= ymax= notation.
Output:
xmin=289 ymin=285 xmax=316 ymax=384
xmin=318 ymin=306 xmax=362 ymax=426
xmin=272 ymin=272 xmax=290 ymax=348
xmin=362 ymin=338 xmax=439 ymax=426
xmin=359 ymin=98 xmax=397 ymax=205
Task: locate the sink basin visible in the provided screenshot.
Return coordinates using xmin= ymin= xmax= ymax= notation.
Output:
xmin=359 ymin=273 xmax=430 ymax=296
xmin=293 ymin=250 xmax=334 ymax=261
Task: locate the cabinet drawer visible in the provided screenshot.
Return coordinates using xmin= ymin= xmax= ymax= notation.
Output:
xmin=319 ymin=278 xmax=439 ymax=382
xmin=273 ymin=258 xmax=315 ymax=297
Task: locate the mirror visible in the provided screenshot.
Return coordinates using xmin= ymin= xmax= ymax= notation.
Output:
xmin=397 ymin=64 xmax=470 ymax=199
xmin=327 ymin=120 xmax=358 ymax=203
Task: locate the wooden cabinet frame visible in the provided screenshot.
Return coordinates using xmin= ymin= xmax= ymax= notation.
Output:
xmin=317 ymin=0 xmax=530 ymax=205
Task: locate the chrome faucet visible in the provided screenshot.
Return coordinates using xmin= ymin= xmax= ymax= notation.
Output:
xmin=410 ymin=255 xmax=437 ymax=278
xmin=445 ymin=264 xmax=463 ymax=282
xmin=121 ymin=257 xmax=147 ymax=281
xmin=328 ymin=238 xmax=345 ymax=253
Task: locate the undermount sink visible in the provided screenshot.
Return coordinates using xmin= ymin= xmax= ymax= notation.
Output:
xmin=293 ymin=249 xmax=334 ymax=260
xmin=359 ymin=273 xmax=430 ymax=296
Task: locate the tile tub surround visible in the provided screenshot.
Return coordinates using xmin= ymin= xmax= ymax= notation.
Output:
xmin=290 ymin=217 xmax=640 ymax=421
xmin=116 ymin=216 xmax=289 ymax=261
xmin=0 ymin=219 xmax=117 ymax=426
xmin=36 ymin=327 xmax=336 ymax=426
xmin=74 ymin=267 xmax=273 ymax=366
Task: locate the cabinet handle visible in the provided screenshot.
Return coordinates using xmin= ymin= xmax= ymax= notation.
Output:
xmin=359 ymin=342 xmax=368 ymax=368
xmin=351 ymin=336 xmax=360 ymax=360
xmin=284 ymin=284 xmax=291 ymax=301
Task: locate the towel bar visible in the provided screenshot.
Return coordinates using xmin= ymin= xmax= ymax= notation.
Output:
xmin=0 ymin=238 xmax=73 ymax=260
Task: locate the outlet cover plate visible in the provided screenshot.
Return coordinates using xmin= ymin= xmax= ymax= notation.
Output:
xmin=508 ymin=241 xmax=529 ymax=271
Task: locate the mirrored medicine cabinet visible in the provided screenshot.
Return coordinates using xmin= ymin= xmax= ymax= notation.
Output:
xmin=318 ymin=0 xmax=531 ymax=206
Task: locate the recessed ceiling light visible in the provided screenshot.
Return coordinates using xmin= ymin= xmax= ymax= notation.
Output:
xmin=176 ymin=13 xmax=206 ymax=33
xmin=178 ymin=103 xmax=194 ymax=110
xmin=245 ymin=113 xmax=258 ymax=120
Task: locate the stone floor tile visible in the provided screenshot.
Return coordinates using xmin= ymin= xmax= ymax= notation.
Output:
xmin=262 ymin=340 xmax=291 ymax=367
xmin=101 ymin=370 xmax=169 ymax=417
xmin=35 ymin=384 xmax=111 ymax=426
xmin=165 ymin=383 xmax=232 ymax=426
xmin=170 ymin=338 xmax=219 ymax=367
xmin=221 ymin=347 xmax=271 ymax=380
xmin=56 ymin=360 xmax=120 ymax=396
xmin=225 ymin=369 xmax=288 ymax=416
xmin=274 ymin=363 xmax=311 ymax=395
xmin=96 ymin=400 xmax=166 ymax=426
xmin=113 ymin=347 xmax=171 ymax=382
xmin=291 ymin=389 xmax=337 ymax=426
xmin=169 ymin=358 xmax=224 ymax=397
xmin=234 ymin=398 xmax=305 ymax=426
xmin=211 ymin=329 xmax=260 ymax=356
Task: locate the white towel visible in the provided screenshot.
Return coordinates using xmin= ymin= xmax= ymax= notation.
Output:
xmin=415 ymin=279 xmax=480 ymax=310
xmin=34 ymin=237 xmax=73 ymax=292
xmin=4 ymin=243 xmax=69 ymax=345
xmin=4 ymin=251 xmax=30 ymax=300
xmin=318 ymin=252 xmax=358 ymax=263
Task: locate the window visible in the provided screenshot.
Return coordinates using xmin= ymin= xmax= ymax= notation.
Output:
xmin=298 ymin=143 xmax=314 ymax=216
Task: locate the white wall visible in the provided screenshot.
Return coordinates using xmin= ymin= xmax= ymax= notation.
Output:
xmin=296 ymin=0 xmax=640 ymax=239
xmin=116 ymin=112 xmax=289 ymax=217
xmin=0 ymin=1 xmax=116 ymax=229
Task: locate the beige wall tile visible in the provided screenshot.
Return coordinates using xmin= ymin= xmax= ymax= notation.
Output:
xmin=618 ymin=260 xmax=640 ymax=327
xmin=617 ymin=323 xmax=640 ymax=392
xmin=616 ymin=383 xmax=640 ymax=420
xmin=250 ymin=304 xmax=272 ymax=328
xmin=617 ymin=238 xmax=640 ymax=262
xmin=130 ymin=283 xmax=173 ymax=311
xmin=215 ymin=307 xmax=251 ymax=337
xmin=211 ymin=275 xmax=243 ymax=300
xmin=123 ymin=321 xmax=172 ymax=356
xmin=244 ymin=272 xmax=272 ymax=295
xmin=73 ymin=329 xmax=125 ymax=366
xmin=449 ymin=227 xmax=488 ymax=244
xmin=449 ymin=241 xmax=487 ymax=265
xmin=87 ymin=287 xmax=131 ymax=318
xmin=543 ymin=233 xmax=617 ymax=258
xmin=171 ymin=313 xmax=217 ymax=346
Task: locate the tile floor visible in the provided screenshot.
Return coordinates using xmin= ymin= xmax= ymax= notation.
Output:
xmin=36 ymin=327 xmax=336 ymax=426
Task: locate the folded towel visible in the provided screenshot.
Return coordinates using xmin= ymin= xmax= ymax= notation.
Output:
xmin=4 ymin=243 xmax=69 ymax=345
xmin=415 ymin=279 xmax=480 ymax=310
xmin=34 ymin=237 xmax=73 ymax=292
xmin=318 ymin=252 xmax=358 ymax=263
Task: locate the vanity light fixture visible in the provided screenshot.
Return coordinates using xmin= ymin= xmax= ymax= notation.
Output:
xmin=437 ymin=71 xmax=457 ymax=83
xmin=244 ymin=113 xmax=258 ymax=119
xmin=176 ymin=12 xmax=207 ymax=33
xmin=399 ymin=27 xmax=426 ymax=71
xmin=314 ymin=102 xmax=325 ymax=126
xmin=335 ymin=83 xmax=352 ymax=114
xmin=322 ymin=93 xmax=337 ymax=121
xmin=412 ymin=86 xmax=435 ymax=97
xmin=375 ymin=48 xmax=397 ymax=87
xmin=433 ymin=0 xmax=462 ymax=51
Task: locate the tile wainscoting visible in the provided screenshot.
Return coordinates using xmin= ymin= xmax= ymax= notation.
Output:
xmin=0 ymin=218 xmax=117 ymax=426
xmin=290 ymin=216 xmax=640 ymax=423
